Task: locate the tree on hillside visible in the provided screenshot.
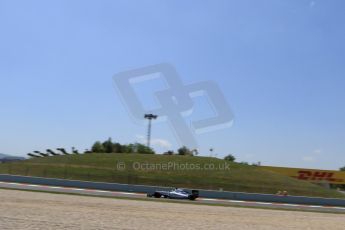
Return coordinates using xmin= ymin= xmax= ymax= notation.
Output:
xmin=112 ymin=142 xmax=123 ymax=153
xmin=163 ymin=150 xmax=175 ymax=155
xmin=224 ymin=154 xmax=236 ymax=162
xmin=122 ymin=144 xmax=135 ymax=153
xmin=340 ymin=166 xmax=345 ymax=171
xmin=177 ymin=146 xmax=193 ymax=156
xmin=133 ymin=143 xmax=155 ymax=154
xmin=91 ymin=141 xmax=105 ymax=153
xmin=90 ymin=139 xmax=156 ymax=154
xmin=102 ymin=138 xmax=115 ymax=153
xmin=192 ymin=149 xmax=199 ymax=156
xmin=92 ymin=139 xmax=124 ymax=153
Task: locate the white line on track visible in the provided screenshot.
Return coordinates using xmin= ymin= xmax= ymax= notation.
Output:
xmin=281 ymin=204 xmax=300 ymax=207
xmin=228 ymin=200 xmax=246 ymax=203
xmin=332 ymin=207 xmax=345 ymax=210
xmin=200 ymin=198 xmax=218 ymax=201
xmin=255 ymin=202 xmax=273 ymax=205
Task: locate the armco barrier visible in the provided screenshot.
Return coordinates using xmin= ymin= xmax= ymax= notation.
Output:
xmin=1 ymin=174 xmax=344 ymax=207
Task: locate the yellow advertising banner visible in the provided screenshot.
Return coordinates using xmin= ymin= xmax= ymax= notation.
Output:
xmin=261 ymin=166 xmax=345 ymax=184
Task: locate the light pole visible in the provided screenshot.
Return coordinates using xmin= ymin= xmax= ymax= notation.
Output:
xmin=144 ymin=114 xmax=158 ymax=148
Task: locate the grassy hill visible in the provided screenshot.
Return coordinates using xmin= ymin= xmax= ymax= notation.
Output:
xmin=0 ymin=153 xmax=343 ymax=198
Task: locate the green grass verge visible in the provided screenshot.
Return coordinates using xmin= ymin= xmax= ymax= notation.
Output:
xmin=0 ymin=153 xmax=343 ymax=198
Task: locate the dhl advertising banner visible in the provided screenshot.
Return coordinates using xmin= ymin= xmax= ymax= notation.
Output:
xmin=261 ymin=166 xmax=345 ymax=184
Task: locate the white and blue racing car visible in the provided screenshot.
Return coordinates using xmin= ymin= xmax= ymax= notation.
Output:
xmin=147 ymin=188 xmax=199 ymax=201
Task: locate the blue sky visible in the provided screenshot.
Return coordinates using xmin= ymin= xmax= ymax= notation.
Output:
xmin=0 ymin=0 xmax=344 ymax=169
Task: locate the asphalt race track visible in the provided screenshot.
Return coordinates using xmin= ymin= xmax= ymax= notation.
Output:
xmin=0 ymin=181 xmax=344 ymax=213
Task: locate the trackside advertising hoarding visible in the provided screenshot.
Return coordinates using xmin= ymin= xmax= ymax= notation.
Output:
xmin=261 ymin=166 xmax=345 ymax=185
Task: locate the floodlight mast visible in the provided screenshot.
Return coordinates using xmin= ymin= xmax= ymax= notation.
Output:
xmin=144 ymin=114 xmax=158 ymax=148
